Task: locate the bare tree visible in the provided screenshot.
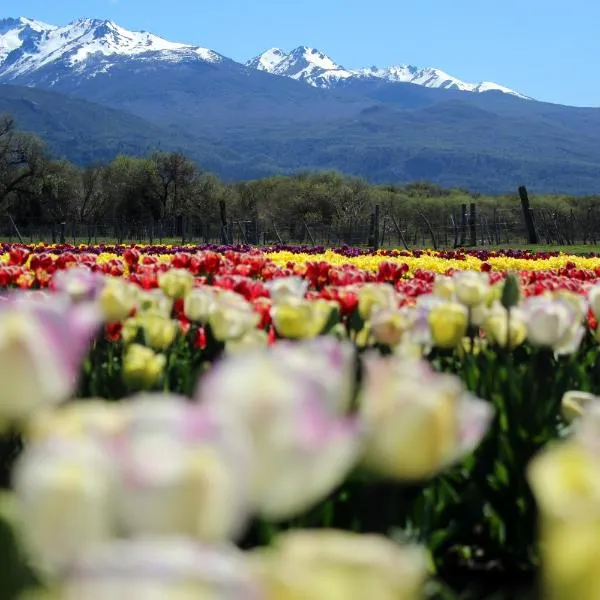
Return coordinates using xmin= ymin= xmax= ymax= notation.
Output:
xmin=0 ymin=115 xmax=46 ymax=208
xmin=152 ymin=151 xmax=198 ymax=217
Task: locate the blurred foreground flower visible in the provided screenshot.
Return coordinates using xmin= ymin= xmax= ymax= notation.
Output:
xmin=114 ymin=394 xmax=252 ymax=542
xmin=56 ymin=538 xmax=264 ymax=600
xmin=13 ymin=436 xmax=115 ymax=574
xmin=0 ymin=297 xmax=100 ymax=430
xmin=13 ymin=393 xmax=253 ymax=576
xmin=196 ymin=339 xmax=363 ymax=520
xmin=360 ymin=355 xmax=493 ymax=481
xmin=561 ymin=391 xmax=600 ymax=424
xmin=252 ymin=529 xmax=426 ymax=600
xmin=51 ymin=267 xmax=105 ymax=304
xmin=528 ymin=412 xmax=600 ymax=600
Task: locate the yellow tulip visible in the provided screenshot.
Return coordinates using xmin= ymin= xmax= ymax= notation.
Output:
xmin=360 ymin=355 xmax=492 ymax=481
xmin=139 ymin=314 xmax=178 ymax=351
xmin=427 ymin=302 xmax=468 ymax=349
xmin=452 ymin=271 xmax=489 ymax=307
xmin=357 ymin=283 xmax=397 ymax=320
xmin=120 ymin=317 xmax=139 ymax=344
xmin=271 ymin=297 xmax=331 ymax=339
xmin=483 ymin=308 xmax=527 ymax=349
xmin=137 ymin=289 xmax=173 ymax=317
xmin=253 ymin=529 xmax=427 ymax=600
xmin=98 ymin=279 xmax=138 ymax=322
xmin=157 ymin=268 xmax=194 ymax=300
xmin=122 ymin=344 xmax=166 ymax=390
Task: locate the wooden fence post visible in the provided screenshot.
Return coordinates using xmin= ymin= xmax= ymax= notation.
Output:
xmin=459 ymin=204 xmax=467 ymax=246
xmin=219 ymin=200 xmax=229 ymax=245
xmin=373 ymin=205 xmax=380 ymax=250
xmin=469 ymin=203 xmax=477 ymax=246
xmin=518 ymin=185 xmax=539 ymax=244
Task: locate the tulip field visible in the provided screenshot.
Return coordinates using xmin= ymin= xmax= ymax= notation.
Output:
xmin=3 ymin=242 xmax=600 ymax=599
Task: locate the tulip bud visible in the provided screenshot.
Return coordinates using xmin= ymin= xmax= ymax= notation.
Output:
xmin=360 ymin=355 xmax=493 ymax=481
xmin=501 ymin=273 xmax=521 ymax=309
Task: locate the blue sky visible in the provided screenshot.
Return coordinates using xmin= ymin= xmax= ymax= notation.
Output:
xmin=11 ymin=0 xmax=599 ymax=106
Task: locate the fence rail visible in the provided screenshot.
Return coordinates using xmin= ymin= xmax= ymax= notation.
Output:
xmin=2 ymin=196 xmax=600 ymax=249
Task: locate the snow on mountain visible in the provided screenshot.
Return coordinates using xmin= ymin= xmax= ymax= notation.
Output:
xmin=247 ymin=46 xmax=355 ymax=86
xmin=0 ymin=17 xmax=528 ymax=99
xmin=0 ymin=17 xmax=222 ymax=82
xmin=0 ymin=17 xmax=56 ymax=64
xmin=247 ymin=47 xmax=529 ymax=99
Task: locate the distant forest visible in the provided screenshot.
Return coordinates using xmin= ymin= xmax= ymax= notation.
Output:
xmin=2 ymin=113 xmax=599 ymax=244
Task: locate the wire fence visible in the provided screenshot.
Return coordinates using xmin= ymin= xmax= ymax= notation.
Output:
xmin=2 ymin=203 xmax=600 ymax=249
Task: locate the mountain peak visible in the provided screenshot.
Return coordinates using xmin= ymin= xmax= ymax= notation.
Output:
xmin=246 ymin=46 xmax=527 ymax=98
xmin=0 ymin=16 xmax=223 ymax=82
xmin=246 ymin=46 xmax=346 ymax=84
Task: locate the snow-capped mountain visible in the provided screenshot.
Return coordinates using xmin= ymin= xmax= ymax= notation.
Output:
xmin=0 ymin=17 xmax=223 ymax=83
xmin=0 ymin=16 xmax=527 ymax=99
xmin=246 ymin=46 xmax=527 ymax=98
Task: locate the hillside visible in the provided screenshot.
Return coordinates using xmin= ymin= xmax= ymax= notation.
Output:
xmin=2 ymin=17 xmax=600 ymax=193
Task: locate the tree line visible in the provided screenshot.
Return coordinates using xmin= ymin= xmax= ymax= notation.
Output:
xmin=2 ymin=113 xmax=600 ymax=243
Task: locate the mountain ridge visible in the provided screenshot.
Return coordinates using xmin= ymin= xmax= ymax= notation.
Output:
xmin=246 ymin=46 xmax=528 ymax=98
xmin=0 ymin=16 xmax=526 ymax=99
